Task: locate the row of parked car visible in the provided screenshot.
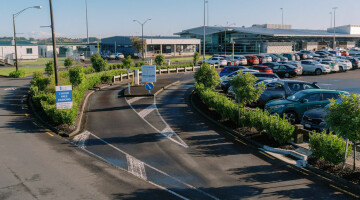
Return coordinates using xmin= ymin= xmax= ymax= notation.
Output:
xmin=101 ymin=53 xmax=125 ymax=60
xmin=216 ymin=49 xmax=357 ymax=131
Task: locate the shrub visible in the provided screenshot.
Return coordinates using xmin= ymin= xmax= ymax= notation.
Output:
xmin=100 ymin=72 xmax=112 ymax=83
xmin=309 ymin=131 xmax=352 ymax=165
xmin=135 ymin=61 xmax=146 ymax=67
xmin=69 ymin=66 xmax=85 ymax=87
xmin=64 ymin=57 xmax=75 ymax=67
xmin=194 ymin=62 xmax=220 ymax=90
xmin=122 ymin=55 xmax=134 ymax=69
xmin=91 ymin=53 xmax=107 ymax=72
xmin=193 ymin=51 xmax=200 ymax=66
xmin=9 ymin=69 xmax=26 ymax=78
xmin=155 ymin=55 xmax=165 ymax=67
xmin=45 ymin=61 xmax=54 ymax=75
xmin=83 ymin=66 xmax=95 ymax=74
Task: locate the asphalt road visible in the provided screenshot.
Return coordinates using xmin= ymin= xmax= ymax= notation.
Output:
xmin=82 ymin=71 xmax=359 ymax=199
xmin=0 ymin=77 xmax=174 ymax=200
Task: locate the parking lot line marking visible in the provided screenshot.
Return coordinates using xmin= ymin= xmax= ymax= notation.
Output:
xmin=73 ymin=131 xmax=91 ymax=149
xmin=235 ymin=138 xmax=247 ymax=146
xmin=287 ymin=165 xmax=309 ymax=176
xmin=259 ymin=151 xmax=275 ymax=160
xmin=329 ymin=184 xmax=360 ymax=198
xmin=126 ymin=155 xmax=147 ymax=180
xmin=46 ymin=132 xmax=54 ymax=137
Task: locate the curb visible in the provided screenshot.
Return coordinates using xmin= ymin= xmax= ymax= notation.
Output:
xmin=189 ymin=91 xmax=360 ymax=194
xmin=124 ymin=81 xmax=180 ymax=97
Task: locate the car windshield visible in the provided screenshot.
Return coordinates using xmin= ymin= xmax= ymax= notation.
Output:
xmin=313 ymin=60 xmax=321 ymax=64
xmin=286 ymin=91 xmax=308 ymax=101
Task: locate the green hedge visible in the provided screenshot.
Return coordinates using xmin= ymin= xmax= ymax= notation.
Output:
xmin=9 ymin=69 xmax=26 ymax=78
xmin=309 ymin=131 xmax=352 ymax=165
xmin=195 ymin=83 xmax=294 ymax=144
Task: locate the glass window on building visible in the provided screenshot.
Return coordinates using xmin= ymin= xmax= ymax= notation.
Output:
xmin=26 ymin=48 xmax=33 ymax=54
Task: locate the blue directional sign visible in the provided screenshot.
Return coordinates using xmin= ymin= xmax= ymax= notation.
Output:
xmin=55 ymin=85 xmax=73 ymax=109
xmin=145 ymin=82 xmax=154 ymax=91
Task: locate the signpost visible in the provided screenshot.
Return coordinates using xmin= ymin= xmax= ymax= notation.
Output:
xmin=230 ymin=61 xmax=235 ymax=66
xmin=141 ymin=65 xmax=156 ymax=83
xmin=55 ymin=85 xmax=73 ymax=109
xmin=145 ymin=82 xmax=154 ymax=94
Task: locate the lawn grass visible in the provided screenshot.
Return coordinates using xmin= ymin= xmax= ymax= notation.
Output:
xmin=169 ymin=55 xmax=212 ymax=62
xmin=19 ymin=57 xmax=66 ymax=67
xmin=0 ymin=67 xmax=45 ymax=77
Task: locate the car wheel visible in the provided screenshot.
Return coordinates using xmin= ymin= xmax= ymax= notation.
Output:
xmin=284 ymin=72 xmax=290 ymax=78
xmin=315 ymin=69 xmax=322 ymax=75
xmin=339 ymin=66 xmax=343 ymax=72
xmin=284 ymin=111 xmax=298 ymax=125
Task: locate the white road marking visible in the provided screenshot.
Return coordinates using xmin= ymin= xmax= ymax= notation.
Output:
xmin=127 ymin=97 xmax=144 ymax=104
xmin=125 ymin=97 xmax=188 ymax=148
xmin=88 ymin=132 xmax=218 ymax=200
xmin=138 ymin=104 xmax=156 ymax=118
xmin=73 ymin=131 xmax=91 ymax=149
xmin=126 ymin=155 xmax=147 ymax=180
xmin=4 ymin=88 xmax=16 ymax=91
xmin=161 ymin=126 xmax=175 ymax=137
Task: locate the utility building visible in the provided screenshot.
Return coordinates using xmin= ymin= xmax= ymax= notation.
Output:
xmin=0 ymin=41 xmax=38 ymax=63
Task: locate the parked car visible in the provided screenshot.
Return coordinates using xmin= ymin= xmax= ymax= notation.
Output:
xmin=225 ymin=57 xmax=240 ymax=66
xmin=248 ymin=65 xmax=273 ymax=73
xmin=340 ymin=51 xmax=349 ymax=56
xmin=297 ymin=52 xmax=309 ymax=60
xmin=254 ymin=80 xmax=320 ymax=107
xmin=293 ymin=53 xmax=301 ymax=61
xmin=268 ymin=54 xmax=281 ymax=62
xmin=348 ymin=47 xmax=360 ymax=55
xmin=245 ymin=56 xmax=260 ymax=65
xmin=205 ymin=57 xmax=227 ymax=66
xmin=300 ymin=60 xmax=331 ymax=75
xmin=334 ymin=58 xmax=353 ymax=70
xmin=220 ymin=71 xmax=277 ymax=92
xmin=115 ymin=53 xmax=124 ymax=59
xmin=256 ymin=55 xmax=268 ymax=64
xmin=107 ymin=53 xmax=117 ymax=60
xmin=273 ymin=54 xmax=288 ymax=61
xmin=277 ymin=61 xmax=303 ymax=75
xmin=264 ymin=55 xmax=273 ymax=62
xmin=233 ymin=56 xmax=248 ymax=65
xmin=319 ymin=58 xmax=347 ymax=72
xmin=219 ymin=66 xmax=249 ymax=77
xmin=265 ymin=89 xmax=349 ymax=124
xmin=79 ymin=53 xmax=85 ymax=62
xmin=269 ymin=64 xmax=298 ymax=78
xmin=319 ymin=61 xmax=340 ymax=73
xmin=282 ymin=53 xmax=296 ymax=61
xmin=348 ymin=57 xmax=360 ymax=69
xmin=329 ymin=50 xmax=341 ymax=56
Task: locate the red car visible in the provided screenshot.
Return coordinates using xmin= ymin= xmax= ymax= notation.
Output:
xmin=341 ymin=51 xmax=349 ymax=56
xmin=248 ymin=66 xmax=273 ymax=73
xmin=245 ymin=56 xmax=260 ymax=65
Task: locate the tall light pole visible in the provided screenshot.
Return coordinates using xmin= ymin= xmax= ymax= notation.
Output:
xmin=133 ymin=19 xmax=151 ymax=60
xmin=203 ymin=0 xmax=207 ymax=61
xmin=280 ymin=8 xmax=284 ymax=25
xmin=329 ymin=11 xmax=332 ymax=28
xmin=49 ymin=0 xmax=59 ymax=86
xmin=85 ymin=0 xmax=89 ymax=44
xmin=333 ymin=7 xmax=338 ymax=49
xmin=215 ymin=22 xmax=235 ymax=56
xmin=12 ymin=6 xmax=42 ymax=71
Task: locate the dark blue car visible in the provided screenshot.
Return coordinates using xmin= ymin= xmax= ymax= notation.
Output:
xmin=219 ymin=66 xmax=249 ymax=77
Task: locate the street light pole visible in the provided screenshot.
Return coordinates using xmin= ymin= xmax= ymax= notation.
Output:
xmin=85 ymin=0 xmax=89 ymax=44
xmin=215 ymin=22 xmax=235 ymax=56
xmin=49 ymin=0 xmax=59 ymax=86
xmin=203 ymin=0 xmax=206 ymax=61
xmin=12 ymin=6 xmax=42 ymax=71
xmin=280 ymin=8 xmax=284 ymax=25
xmin=333 ymin=7 xmax=338 ymax=49
xmin=329 ymin=12 xmax=332 ymax=28
xmin=133 ymin=19 xmax=151 ymax=60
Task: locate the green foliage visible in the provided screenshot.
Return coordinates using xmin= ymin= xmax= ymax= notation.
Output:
xmin=326 ymin=93 xmax=360 ymax=143
xmin=83 ymin=66 xmax=95 ymax=74
xmin=194 ymin=62 xmax=220 ymax=90
xmin=135 ymin=61 xmax=146 ymax=67
xmin=195 ymin=83 xmax=294 ymax=144
xmin=130 ymin=36 xmax=146 ymax=57
xmin=9 ymin=69 xmax=26 ymax=78
xmin=122 ymin=55 xmax=134 ymax=69
xmin=309 ymin=131 xmax=352 ymax=165
xmin=155 ymin=55 xmax=165 ymax=67
xmin=193 ymin=51 xmax=200 ymax=66
xmin=69 ymin=66 xmax=85 ymax=87
xmin=30 ymin=72 xmax=50 ymax=92
xmin=100 ymin=72 xmax=112 ymax=83
xmin=64 ymin=57 xmax=75 ymax=67
xmin=91 ymin=53 xmax=107 ymax=72
xmin=230 ymin=72 xmax=266 ymax=106
xmin=45 ymin=61 xmax=54 ymax=75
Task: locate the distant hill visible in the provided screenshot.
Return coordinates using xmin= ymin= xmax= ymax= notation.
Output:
xmin=0 ymin=37 xmax=101 ymax=44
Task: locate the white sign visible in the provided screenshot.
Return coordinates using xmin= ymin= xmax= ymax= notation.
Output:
xmin=141 ymin=65 xmax=156 ymax=83
xmin=55 ymin=85 xmax=73 ymax=109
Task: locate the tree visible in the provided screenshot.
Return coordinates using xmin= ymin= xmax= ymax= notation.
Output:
xmin=230 ymin=72 xmax=266 ymax=106
xmin=155 ymin=55 xmax=165 ymax=67
xmin=122 ymin=55 xmax=134 ymax=69
xmin=194 ymin=62 xmax=220 ymax=90
xmin=64 ymin=57 xmax=75 ymax=68
xmin=130 ymin=36 xmax=146 ymax=58
xmin=91 ymin=53 xmax=107 ymax=72
xmin=193 ymin=51 xmax=200 ymax=66
xmin=45 ymin=61 xmax=54 ymax=76
xmin=326 ymin=93 xmax=360 ymax=170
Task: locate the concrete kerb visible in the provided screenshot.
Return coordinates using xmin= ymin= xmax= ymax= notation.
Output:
xmin=189 ymin=90 xmax=360 ymax=193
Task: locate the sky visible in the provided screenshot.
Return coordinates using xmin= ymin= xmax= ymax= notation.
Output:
xmin=0 ymin=0 xmax=359 ymax=39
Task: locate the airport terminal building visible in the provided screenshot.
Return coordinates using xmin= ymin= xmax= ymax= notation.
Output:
xmin=175 ymin=24 xmax=360 ymax=54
